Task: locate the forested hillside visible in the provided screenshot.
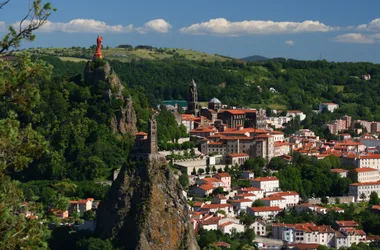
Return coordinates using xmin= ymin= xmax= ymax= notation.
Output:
xmin=41 ymin=54 xmax=380 ymax=122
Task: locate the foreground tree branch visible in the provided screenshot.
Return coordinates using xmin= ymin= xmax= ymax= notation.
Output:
xmin=0 ymin=0 xmax=55 ymax=54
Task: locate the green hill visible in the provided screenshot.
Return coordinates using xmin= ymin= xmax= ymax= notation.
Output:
xmin=22 ymin=46 xmax=234 ymax=63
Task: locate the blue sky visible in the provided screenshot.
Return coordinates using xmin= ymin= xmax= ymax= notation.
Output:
xmin=2 ymin=0 xmax=380 ymax=62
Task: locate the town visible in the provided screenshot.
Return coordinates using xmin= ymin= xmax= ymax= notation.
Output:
xmin=132 ymin=80 xmax=380 ymax=249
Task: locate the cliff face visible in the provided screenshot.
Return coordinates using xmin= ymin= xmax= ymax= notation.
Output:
xmin=95 ymin=156 xmax=200 ymax=250
xmin=84 ymin=60 xmax=137 ymax=135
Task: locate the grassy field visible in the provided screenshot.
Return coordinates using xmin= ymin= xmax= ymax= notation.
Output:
xmin=24 ymin=47 xmax=233 ymax=63
xmin=58 ymin=57 xmax=88 ymax=62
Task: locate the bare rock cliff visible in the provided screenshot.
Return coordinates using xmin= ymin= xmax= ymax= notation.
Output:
xmin=95 ymin=156 xmax=200 ymax=250
xmin=84 ymin=60 xmax=137 ymax=135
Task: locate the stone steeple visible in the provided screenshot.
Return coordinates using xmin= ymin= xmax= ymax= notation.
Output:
xmin=187 ymin=79 xmax=199 ymax=116
xmin=148 ymin=112 xmax=158 ymax=154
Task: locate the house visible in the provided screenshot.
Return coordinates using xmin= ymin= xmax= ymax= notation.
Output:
xmin=319 ymin=103 xmax=339 ymax=113
xmin=200 ymin=203 xmax=233 ymax=216
xmin=334 ymin=221 xmax=359 ymax=230
xmin=241 ymin=170 xmax=254 ymax=179
xmin=287 ymin=110 xmax=306 ymax=122
xmin=69 ymin=198 xmax=94 ymax=215
xmin=331 ymin=169 xmax=349 ymax=178
xmin=51 ymin=209 xmax=69 ymax=219
xmin=251 ymin=176 xmax=280 ymax=193
xmin=214 ymin=172 xmax=232 ymax=191
xmin=211 ymin=194 xmax=227 ymax=204
xmin=190 ymin=185 xmax=214 ymax=197
xmin=247 ymin=206 xmax=282 ymax=219
xmin=269 ymin=191 xmax=300 ymax=207
xmin=238 ymin=187 xmax=264 ymax=199
xmin=197 ymin=177 xmax=225 ymax=188
xmin=295 ymin=204 xmax=327 ymax=215
xmin=261 ymin=197 xmax=287 ymax=209
xmin=218 ymin=218 xmax=245 ymax=234
xmin=228 ymin=199 xmax=252 ymax=213
xmin=249 ymin=220 xmax=267 ymax=236
xmin=233 ymin=193 xmax=257 ymax=202
xmin=355 ymin=167 xmax=380 ymax=183
xmin=192 ymin=202 xmax=204 ymax=211
xmin=214 ymin=242 xmax=231 ymax=249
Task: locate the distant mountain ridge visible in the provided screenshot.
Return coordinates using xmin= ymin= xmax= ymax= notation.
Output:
xmin=241 ymin=55 xmax=287 ymax=62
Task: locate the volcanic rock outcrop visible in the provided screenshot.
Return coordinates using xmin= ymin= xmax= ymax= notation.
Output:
xmin=95 ymin=156 xmax=200 ymax=250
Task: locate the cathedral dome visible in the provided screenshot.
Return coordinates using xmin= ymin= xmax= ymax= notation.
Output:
xmin=209 ymin=97 xmax=221 ymax=104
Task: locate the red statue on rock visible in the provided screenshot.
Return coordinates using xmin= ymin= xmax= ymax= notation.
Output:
xmin=94 ymin=36 xmax=103 ymax=59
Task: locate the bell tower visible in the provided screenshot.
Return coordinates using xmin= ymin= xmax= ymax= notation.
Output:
xmin=148 ymin=113 xmax=158 ymax=154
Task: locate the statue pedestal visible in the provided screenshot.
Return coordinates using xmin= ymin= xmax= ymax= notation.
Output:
xmin=94 ymin=52 xmax=103 ymax=59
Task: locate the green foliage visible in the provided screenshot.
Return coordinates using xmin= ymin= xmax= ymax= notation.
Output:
xmin=242 ymin=158 xmax=266 ymax=177
xmin=156 ymin=109 xmax=187 ymax=144
xmin=179 ymin=172 xmax=189 ymax=189
xmin=369 ymin=192 xmax=380 ymax=206
xmin=252 ymin=200 xmax=265 ymax=207
xmin=276 ymin=155 xmax=351 ymax=199
xmin=0 ymin=0 xmax=56 ymax=53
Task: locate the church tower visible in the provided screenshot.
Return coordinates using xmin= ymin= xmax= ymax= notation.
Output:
xmin=187 ymin=79 xmax=199 ymax=116
xmin=255 ymin=108 xmax=267 ymax=129
xmin=148 ymin=113 xmax=158 ymax=154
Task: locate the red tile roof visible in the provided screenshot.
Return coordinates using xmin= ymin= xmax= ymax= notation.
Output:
xmin=331 ymin=169 xmax=349 ymax=173
xmin=225 ymin=110 xmax=246 ymax=115
xmin=249 ymin=206 xmax=282 ymax=212
xmin=136 ymin=132 xmax=148 ymax=136
xmin=355 ymin=167 xmax=378 ymax=173
xmin=227 ymin=153 xmax=249 ymax=157
xmin=336 ymin=220 xmax=359 ymax=227
xmin=350 ymin=181 xmax=380 ymax=186
xmin=215 ymin=172 xmax=231 ymax=178
xmin=252 ymin=176 xmax=279 ymax=182
xmin=198 ymin=184 xmax=214 ymax=191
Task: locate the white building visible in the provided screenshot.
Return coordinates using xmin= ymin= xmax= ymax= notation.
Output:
xmin=251 ymin=177 xmax=280 ymax=193
xmin=348 ymin=181 xmax=380 ymax=201
xmin=228 ymin=199 xmax=252 ymax=213
xmin=218 ymin=218 xmax=245 ymax=234
xmin=69 ymin=198 xmax=93 ymax=215
xmin=247 ymin=206 xmax=282 ymax=219
xmin=319 ymin=103 xmax=339 ymax=113
xmin=249 ymin=220 xmax=267 ymax=236
xmin=287 ymin=110 xmax=306 ymax=122
xmin=272 ymin=223 xmax=335 ymax=247
xmin=200 ymin=203 xmax=234 ymax=216
xmin=238 ymin=187 xmax=264 ymax=199
xmin=233 ymin=193 xmax=257 ymax=202
xmin=268 ymin=191 xmax=300 ymax=207
xmin=261 ymin=197 xmax=287 ymax=209
xmin=355 ymin=155 xmax=380 ymax=170
xmin=214 ymin=172 xmax=232 ymax=191
xmin=355 ymin=168 xmax=380 ymax=183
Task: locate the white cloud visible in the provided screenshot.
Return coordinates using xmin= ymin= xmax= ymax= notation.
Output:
xmin=357 ymin=18 xmax=380 ymax=31
xmin=0 ymin=21 xmax=5 ymax=31
xmin=136 ymin=19 xmax=172 ymax=34
xmin=334 ymin=33 xmax=375 ymax=44
xmin=285 ymin=40 xmax=295 ymax=46
xmin=179 ymin=18 xmax=335 ymax=36
xmin=13 ymin=19 xmax=133 ymax=33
